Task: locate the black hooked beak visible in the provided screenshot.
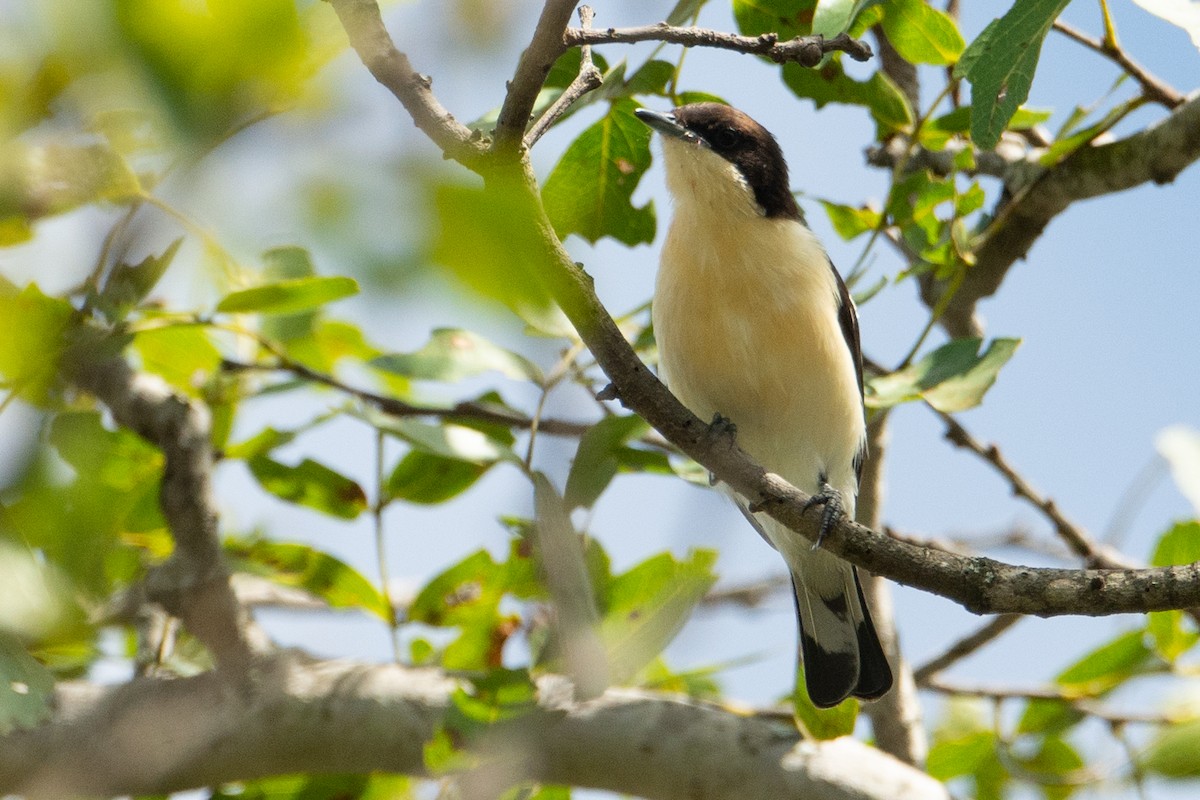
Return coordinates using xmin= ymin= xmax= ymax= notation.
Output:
xmin=634 ymin=108 xmax=707 ymax=147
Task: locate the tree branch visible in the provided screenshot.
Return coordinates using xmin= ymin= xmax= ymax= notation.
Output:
xmin=564 ymin=24 xmax=873 ymax=66
xmin=911 ymin=614 xmax=1023 ymax=683
xmin=1053 ymin=20 xmax=1183 ymax=109
xmin=329 ymin=0 xmax=490 ymax=172
xmin=525 ymin=5 xmax=603 ymax=149
xmin=856 ymin=415 xmax=927 ymax=767
xmin=0 ymin=656 xmax=949 ymax=800
xmin=493 ymin=0 xmax=580 ymax=155
xmin=67 ymin=353 xmax=269 ymax=669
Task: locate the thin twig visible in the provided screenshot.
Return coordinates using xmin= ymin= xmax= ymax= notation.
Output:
xmin=933 ymin=406 xmax=1133 ymax=569
xmin=525 ymin=6 xmax=603 ymax=149
xmin=219 ymin=357 xmax=592 ymax=438
xmin=921 ymin=676 xmax=1174 ymax=726
xmin=564 ymin=24 xmax=873 ymax=65
xmin=912 ymin=614 xmax=1022 ymax=682
xmin=373 ymin=429 xmax=403 ymax=663
xmin=1053 ymin=20 xmax=1183 ymax=109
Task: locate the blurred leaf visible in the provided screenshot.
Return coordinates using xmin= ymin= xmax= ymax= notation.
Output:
xmin=866 ymin=337 xmax=1021 ymax=411
xmin=542 ymin=99 xmax=655 ymax=246
xmin=409 ymin=550 xmax=516 ymax=670
xmin=0 ymin=542 xmax=75 ymax=641
xmin=793 ymin=666 xmax=859 ymax=739
xmin=783 ymin=61 xmax=913 ymax=137
xmin=114 ymin=0 xmax=310 ymax=139
xmin=956 ymin=0 xmax=1071 ymax=149
xmin=364 ymin=413 xmax=516 ymax=465
xmin=1017 ymin=698 xmax=1083 ymax=737
xmin=246 ymin=455 xmax=368 ymax=519
xmin=1017 ymin=736 xmax=1084 ymax=800
xmin=1152 ymin=520 xmax=1200 ymax=567
xmin=880 ymin=0 xmax=964 ymax=66
xmin=372 ymin=328 xmax=543 ymax=383
xmin=217 ymin=276 xmax=359 ymax=315
xmin=1055 ymin=630 xmax=1152 ymax=694
xmin=0 ymin=633 xmax=55 ymax=735
xmin=224 ymin=427 xmax=302 ymax=461
xmin=258 ymin=246 xmax=321 ymax=345
xmin=0 ymin=140 xmax=140 ymax=231
xmin=1147 ymin=610 xmax=1198 ymax=662
xmin=638 ymin=657 xmax=724 ymax=699
xmin=225 ymin=538 xmax=389 ymax=620
xmin=96 ymin=238 xmax=183 ymax=321
xmin=927 ymin=728 xmax=1007 ymax=799
xmin=0 ymin=283 xmax=74 ymax=405
xmin=1156 ymin=427 xmax=1200 ymax=516
xmin=210 ymin=773 xmax=414 ymax=800
xmin=132 ymin=324 xmax=221 ymax=396
xmin=667 ymin=0 xmax=710 ymax=25
xmin=385 ymin=451 xmax=491 ymax=505
xmin=1038 ymin=100 xmax=1132 ymax=168
xmin=1141 ymin=718 xmax=1200 ymax=777
xmin=564 ymin=415 xmax=650 ymax=510
xmin=431 ymin=177 xmax=571 ymax=336
xmin=600 ymin=549 xmax=718 ymax=683
xmin=625 ymin=60 xmax=677 ymax=96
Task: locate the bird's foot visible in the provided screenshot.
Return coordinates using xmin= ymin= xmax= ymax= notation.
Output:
xmin=804 ymin=480 xmax=845 ymax=550
xmin=705 ymin=413 xmax=736 ymax=486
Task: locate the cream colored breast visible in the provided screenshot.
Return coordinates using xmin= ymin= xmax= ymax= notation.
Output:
xmin=653 ymin=209 xmax=864 ymax=496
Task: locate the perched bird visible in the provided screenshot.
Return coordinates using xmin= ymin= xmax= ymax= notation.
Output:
xmin=635 ymin=103 xmax=892 ymax=708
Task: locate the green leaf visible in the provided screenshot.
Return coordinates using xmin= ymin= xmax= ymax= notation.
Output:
xmin=793 ymin=665 xmax=859 ymax=739
xmin=821 ymin=200 xmax=881 ymax=240
xmin=216 ymin=275 xmax=359 ymax=315
xmin=132 ymin=323 xmax=222 ymax=396
xmin=812 ymin=0 xmax=864 ymax=38
xmin=1017 ymin=736 xmax=1084 ymax=800
xmin=1146 ymin=610 xmax=1199 ymax=662
xmin=246 ymin=455 xmax=368 ymax=519
xmin=599 ymin=549 xmax=718 ymax=684
xmin=1017 ymin=698 xmax=1083 ymax=737
xmin=385 ymin=451 xmax=491 ymax=505
xmin=96 ymin=238 xmax=183 ymax=321
xmin=866 ymin=337 xmax=1021 ymax=411
xmin=733 ymin=0 xmax=814 ymax=38
xmin=1142 ymin=718 xmax=1200 ymax=778
xmin=0 ymin=283 xmax=74 ymax=405
xmin=542 ymin=99 xmax=655 ymax=246
xmin=1152 ymin=520 xmax=1200 ymax=566
xmin=956 ymin=0 xmax=1072 ymax=149
xmin=564 ymin=415 xmax=651 ymax=510
xmin=783 ymin=62 xmax=913 ymax=137
xmin=409 ymin=550 xmax=515 ymax=669
xmin=371 ymin=328 xmax=543 ymax=383
xmin=1055 ymin=630 xmax=1152 ymax=694
xmin=365 ymin=414 xmax=515 ymax=465
xmin=225 ymin=538 xmax=390 ymax=620
xmin=927 ymin=729 xmax=998 ymax=780
xmin=430 ymin=177 xmax=571 ymax=336
xmin=880 ymin=0 xmax=965 ymax=66
xmin=0 ymin=633 xmax=55 ymax=735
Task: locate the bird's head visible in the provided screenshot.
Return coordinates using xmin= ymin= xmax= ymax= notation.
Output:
xmin=635 ymin=103 xmax=799 ymax=220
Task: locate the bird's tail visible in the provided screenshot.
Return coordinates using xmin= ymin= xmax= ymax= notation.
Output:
xmin=784 ymin=534 xmax=893 ymax=708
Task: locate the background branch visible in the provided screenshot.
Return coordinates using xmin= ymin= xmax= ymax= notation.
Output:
xmin=1053 ymin=20 xmax=1183 ymax=109
xmin=0 ymin=656 xmax=949 ymax=800
xmin=67 ymin=352 xmax=269 ymax=669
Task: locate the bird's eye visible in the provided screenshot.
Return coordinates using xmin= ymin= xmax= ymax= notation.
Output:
xmin=713 ymin=128 xmax=739 ymax=149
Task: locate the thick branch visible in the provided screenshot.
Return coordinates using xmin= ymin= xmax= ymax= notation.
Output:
xmin=329 ymin=0 xmax=489 ymax=172
xmin=0 ymin=656 xmax=948 ymax=800
xmin=67 ymin=354 xmax=268 ymax=668
xmin=493 ymin=0 xmax=580 ymax=155
xmin=938 ymin=90 xmax=1200 ymax=337
xmin=564 ymin=25 xmax=873 ymax=66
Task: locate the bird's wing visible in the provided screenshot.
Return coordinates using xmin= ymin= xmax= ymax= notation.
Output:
xmin=831 ymin=259 xmax=867 ymax=482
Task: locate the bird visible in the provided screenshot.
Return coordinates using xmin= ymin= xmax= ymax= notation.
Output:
xmin=635 ymin=103 xmax=892 ymax=708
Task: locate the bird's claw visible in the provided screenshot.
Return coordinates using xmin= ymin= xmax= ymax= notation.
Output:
xmin=804 ymin=481 xmax=844 ymax=550
xmin=707 ymin=412 xmax=737 ymax=440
